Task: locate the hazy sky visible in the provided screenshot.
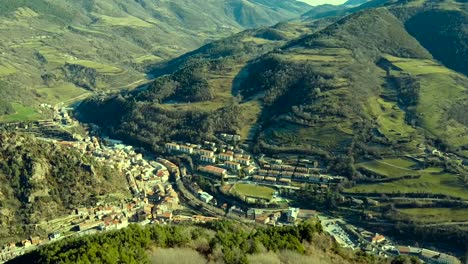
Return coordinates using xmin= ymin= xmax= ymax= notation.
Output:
xmin=297 ymin=0 xmax=347 ymax=6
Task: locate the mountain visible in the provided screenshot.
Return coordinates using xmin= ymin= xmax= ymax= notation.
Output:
xmin=0 ymin=132 xmax=130 ymax=244
xmin=0 ymin=0 xmax=311 ymax=121
xmin=343 ymin=0 xmax=372 ymax=6
xmin=78 ymin=0 xmax=468 ymax=175
xmin=301 ymin=0 xmax=391 ymax=20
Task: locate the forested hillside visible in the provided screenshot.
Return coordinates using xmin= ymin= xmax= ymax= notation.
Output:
xmin=8 ymin=220 xmax=411 ymax=264
xmin=0 ymin=132 xmax=130 ymax=244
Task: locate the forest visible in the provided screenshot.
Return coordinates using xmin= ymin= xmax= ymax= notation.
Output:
xmin=8 ymin=220 xmax=419 ymax=264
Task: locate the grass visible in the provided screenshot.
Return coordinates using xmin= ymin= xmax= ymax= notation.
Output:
xmin=347 ymin=167 xmax=468 ymax=200
xmin=232 ymin=183 xmax=276 ymax=200
xmin=36 ymin=84 xmax=90 ymax=105
xmin=92 ymin=14 xmax=155 ymax=28
xmin=133 ymin=54 xmax=163 ymax=64
xmin=14 ymin=7 xmax=39 ymax=18
xmin=398 ymin=208 xmax=468 ymax=223
xmin=264 ymin=121 xmax=353 ymax=151
xmin=0 ymin=62 xmax=17 ymax=77
xmin=366 ymin=97 xmax=416 ymax=141
xmin=0 ymin=102 xmax=41 ymax=122
xmin=239 ymin=100 xmax=262 ymax=140
xmin=356 ymin=158 xmax=418 ymax=178
xmin=66 ymin=60 xmax=123 ymax=74
xmin=241 ymin=37 xmax=274 ymax=44
xmin=384 ymin=54 xmax=468 ymax=148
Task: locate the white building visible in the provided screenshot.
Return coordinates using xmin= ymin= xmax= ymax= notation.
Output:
xmin=199 ymin=192 xmax=213 ymax=203
xmin=287 ymin=208 xmax=300 ymax=223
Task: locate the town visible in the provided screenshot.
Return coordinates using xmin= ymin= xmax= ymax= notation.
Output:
xmin=0 ymin=109 xmax=463 ymax=264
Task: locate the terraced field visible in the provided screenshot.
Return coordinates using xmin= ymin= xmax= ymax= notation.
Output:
xmin=398 ymin=208 xmax=468 ymax=223
xmin=348 ymin=166 xmax=468 ymax=200
xmin=0 ymin=102 xmax=41 ymax=122
xmin=356 ymin=158 xmax=419 ymax=178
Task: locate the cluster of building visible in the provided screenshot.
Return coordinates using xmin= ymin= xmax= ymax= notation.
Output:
xmin=165 ymin=142 xmax=257 ymax=176
xmin=394 ymin=246 xmax=461 ymax=264
xmin=0 ymin=236 xmax=43 ymax=262
xmin=252 ymin=163 xmax=344 ymax=186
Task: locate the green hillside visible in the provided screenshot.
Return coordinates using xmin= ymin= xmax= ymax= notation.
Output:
xmin=78 ymin=1 xmax=467 ymax=197
xmin=0 ymin=132 xmax=130 ymax=244
xmin=0 ymin=0 xmax=311 ymax=122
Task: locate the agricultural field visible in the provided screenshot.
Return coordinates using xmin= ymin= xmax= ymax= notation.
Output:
xmin=347 ymin=166 xmax=468 ymax=200
xmin=356 ymin=158 xmax=419 ymax=178
xmin=91 ymin=14 xmax=155 ymax=28
xmin=66 ymin=60 xmax=123 ymax=74
xmin=384 ymin=55 xmax=468 ymax=148
xmin=398 ymin=208 xmax=468 ymax=223
xmin=366 ymin=97 xmax=416 ymax=142
xmin=232 ymin=183 xmax=276 ymax=200
xmin=0 ymin=61 xmax=17 ymax=77
xmin=0 ymin=102 xmax=41 ymax=122
xmin=279 ymin=48 xmax=351 ymax=62
xmin=36 ymin=84 xmax=90 ymax=105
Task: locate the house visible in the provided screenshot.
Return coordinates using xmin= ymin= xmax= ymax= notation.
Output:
xmin=179 ymin=145 xmax=194 ymax=154
xmin=253 ymin=175 xmax=264 ymax=182
xmin=243 ymin=165 xmax=257 ymax=175
xmin=199 ymin=165 xmax=227 ymax=177
xmin=198 ymin=149 xmax=214 ymax=157
xmin=278 ymin=178 xmax=291 ymax=185
xmin=200 ymin=155 xmax=216 ymax=163
xmin=255 ymin=215 xmax=270 ymax=225
xmin=264 ymin=177 xmax=277 ymax=183
xmin=371 ymin=234 xmax=385 ymax=244
xmin=30 ymin=237 xmax=41 ymax=246
xmin=287 ymin=208 xmax=300 ymax=223
xmin=48 ymin=232 xmax=61 ymax=241
xmin=225 ymin=161 xmax=241 ymax=171
xmin=199 ymin=192 xmax=214 ymax=203
xmin=235 ymin=157 xmax=251 ymax=166
xmin=228 ymin=206 xmax=245 ymax=217
xmin=77 ymin=221 xmax=100 ymax=231
xmin=156 ymin=212 xmax=173 ymax=222
xmin=218 ymin=153 xmax=234 ymax=161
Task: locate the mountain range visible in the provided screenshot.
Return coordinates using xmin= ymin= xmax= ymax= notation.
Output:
xmin=79 ymin=0 xmax=468 ymax=172
xmin=0 ymin=0 xmax=311 ymax=118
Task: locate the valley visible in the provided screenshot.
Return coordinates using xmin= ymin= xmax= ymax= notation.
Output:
xmin=0 ymin=0 xmax=466 ymax=263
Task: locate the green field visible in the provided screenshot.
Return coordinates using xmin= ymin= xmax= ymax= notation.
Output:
xmin=385 ymin=55 xmax=468 ymax=148
xmin=92 ymin=14 xmax=155 ymax=28
xmin=398 ymin=208 xmax=468 ymax=223
xmin=232 ymin=183 xmax=276 ymax=200
xmin=36 ymin=84 xmax=90 ymax=104
xmin=0 ymin=62 xmax=17 ymax=77
xmin=348 ymin=167 xmax=468 ymax=200
xmin=366 ymin=97 xmax=416 ymax=142
xmin=0 ymin=102 xmax=41 ymax=122
xmin=356 ymin=158 xmax=418 ymax=178
xmin=66 ymin=60 xmax=123 ymax=74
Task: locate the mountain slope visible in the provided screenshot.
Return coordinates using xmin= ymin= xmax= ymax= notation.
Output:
xmin=0 ymin=132 xmax=130 ymax=244
xmin=79 ymin=1 xmax=468 ymax=175
xmin=0 ymin=0 xmax=311 ymax=121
